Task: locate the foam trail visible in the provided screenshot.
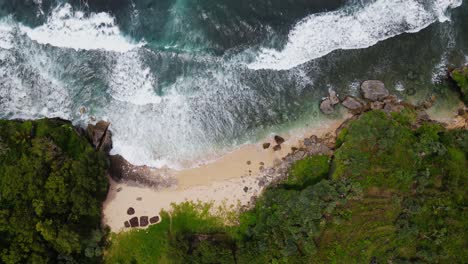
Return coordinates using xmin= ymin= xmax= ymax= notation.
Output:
xmin=21 ymin=3 xmax=143 ymax=52
xmin=108 ymin=51 xmax=162 ymax=105
xmin=249 ymin=0 xmax=463 ymax=70
xmin=0 ymin=18 xmax=15 ymax=50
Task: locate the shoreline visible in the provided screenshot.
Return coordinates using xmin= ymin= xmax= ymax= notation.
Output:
xmin=102 ymin=112 xmax=350 ymax=232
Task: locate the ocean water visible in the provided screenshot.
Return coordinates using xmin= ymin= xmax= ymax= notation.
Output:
xmin=0 ymin=0 xmax=466 ymax=168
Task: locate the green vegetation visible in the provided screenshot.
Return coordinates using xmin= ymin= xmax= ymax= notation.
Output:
xmin=105 ymin=202 xmax=233 ymax=264
xmin=0 ymin=119 xmax=109 ymax=263
xmin=451 ymin=66 xmax=468 ymax=104
xmin=285 ymin=155 xmax=330 ymax=189
xmin=105 ymin=108 xmax=467 ymax=263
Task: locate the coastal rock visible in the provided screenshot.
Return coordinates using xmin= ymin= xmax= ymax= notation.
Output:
xmin=383 ymin=103 xmax=404 ymax=113
xmin=150 ymin=216 xmax=160 ymax=224
xmin=99 ymin=129 xmax=113 ymax=153
xmin=262 ymin=143 xmax=271 ymax=149
xmin=329 ymin=88 xmax=340 ymax=105
xmin=274 ymin=135 xmax=285 ymax=145
xmin=140 ymin=216 xmax=149 ymax=227
xmin=320 ymin=98 xmax=335 ymax=114
xmin=86 ymin=120 xmax=110 ymax=150
xmin=370 ymin=101 xmax=385 ymax=110
xmin=342 ymin=96 xmax=364 ymax=111
xmin=273 ymin=145 xmax=281 ymax=151
xmin=127 ymin=207 xmax=135 ymax=215
xmin=124 ymin=221 xmax=130 ymax=228
xmin=129 ymin=217 xmax=139 ymax=227
xmin=109 ymin=154 xmax=177 ymax=188
xmin=361 ymin=80 xmax=389 ymax=101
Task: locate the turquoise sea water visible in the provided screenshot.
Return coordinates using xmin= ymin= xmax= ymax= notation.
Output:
xmin=0 ymin=0 xmax=466 ymax=167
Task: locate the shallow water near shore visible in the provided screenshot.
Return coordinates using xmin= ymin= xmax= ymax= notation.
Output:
xmin=0 ymin=0 xmax=467 ymax=168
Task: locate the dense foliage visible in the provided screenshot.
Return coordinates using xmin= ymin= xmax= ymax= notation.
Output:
xmin=107 ymin=108 xmax=467 ymax=263
xmin=451 ymin=66 xmax=468 ymax=104
xmin=0 ymin=119 xmax=109 ymax=263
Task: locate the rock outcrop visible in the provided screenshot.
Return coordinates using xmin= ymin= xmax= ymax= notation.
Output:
xmin=361 ymin=80 xmax=389 ymax=101
xmin=320 ymin=89 xmax=340 ymax=114
xmin=109 ymin=154 xmax=176 ymax=188
xmin=86 ymin=120 xmax=112 ymax=153
xmin=342 ymin=96 xmax=365 ymax=111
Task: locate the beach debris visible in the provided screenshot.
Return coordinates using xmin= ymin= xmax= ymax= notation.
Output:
xmin=262 ymin=142 xmax=271 ymax=149
xmin=127 ymin=207 xmax=135 ymax=215
xmin=150 ymin=216 xmax=160 ymax=224
xmin=274 ymin=135 xmax=285 ymax=145
xmin=129 ymin=217 xmax=139 ymax=227
xmin=116 ymin=187 xmax=122 ymax=192
xmin=140 ymin=216 xmax=149 ymax=227
xmin=246 ymin=160 xmax=251 ymax=165
xmin=136 ymin=197 xmax=142 ymax=201
xmin=361 ymin=80 xmax=389 ymax=101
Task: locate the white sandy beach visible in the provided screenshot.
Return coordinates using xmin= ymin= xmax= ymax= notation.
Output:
xmin=102 ymin=115 xmax=349 ymax=232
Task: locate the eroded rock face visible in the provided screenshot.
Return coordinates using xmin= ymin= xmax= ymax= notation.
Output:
xmin=342 ymin=96 xmax=364 ymax=111
xmin=109 ymin=154 xmax=176 ymax=188
xmin=86 ymin=121 xmax=111 ymax=151
xmin=361 ymin=80 xmax=389 ymax=101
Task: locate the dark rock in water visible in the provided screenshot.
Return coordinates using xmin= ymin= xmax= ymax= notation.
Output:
xmin=127 ymin=207 xmax=135 ymax=215
xmin=273 ymin=145 xmax=281 ymax=151
xmin=86 ymin=120 xmax=111 ymax=151
xmin=320 ymin=98 xmax=335 ymax=114
xmin=274 ymin=135 xmax=285 ymax=145
xmin=129 ymin=217 xmax=139 ymax=227
xmin=342 ymin=96 xmax=364 ymax=111
xmin=124 ymin=221 xmax=130 ymax=228
xmin=150 ymin=216 xmax=160 ymax=224
xmin=140 ymin=216 xmax=149 ymax=227
xmin=361 ymin=80 xmax=389 ymax=101
xmin=262 ymin=142 xmax=271 ymax=149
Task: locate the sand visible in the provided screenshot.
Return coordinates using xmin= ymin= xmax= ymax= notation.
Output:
xmin=102 ymin=114 xmax=350 ymax=232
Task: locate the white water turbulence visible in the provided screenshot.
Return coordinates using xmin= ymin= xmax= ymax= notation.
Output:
xmin=20 ymin=3 xmax=143 ymax=52
xmin=249 ymin=0 xmax=463 ymax=70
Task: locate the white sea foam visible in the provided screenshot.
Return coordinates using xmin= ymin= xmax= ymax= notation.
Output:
xmin=0 ymin=18 xmax=15 ymax=50
xmin=249 ymin=0 xmax=463 ymax=70
xmin=108 ymin=51 xmax=162 ymax=105
xmin=21 ymin=3 xmax=143 ymax=52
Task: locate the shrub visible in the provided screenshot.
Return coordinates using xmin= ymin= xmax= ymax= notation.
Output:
xmin=0 ymin=119 xmax=109 ymax=263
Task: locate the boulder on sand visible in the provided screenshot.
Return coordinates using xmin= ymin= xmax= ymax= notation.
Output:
xmin=262 ymin=142 xmax=271 ymax=149
xmin=140 ymin=216 xmax=149 ymax=227
xmin=150 ymin=216 xmax=160 ymax=224
xmin=361 ymin=80 xmax=389 ymax=101
xmin=274 ymin=135 xmax=285 ymax=145
xmin=127 ymin=207 xmax=135 ymax=215
xmin=129 ymin=217 xmax=139 ymax=227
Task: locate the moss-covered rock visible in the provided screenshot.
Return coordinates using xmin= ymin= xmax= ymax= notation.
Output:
xmin=450 ymin=66 xmax=468 ymax=104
